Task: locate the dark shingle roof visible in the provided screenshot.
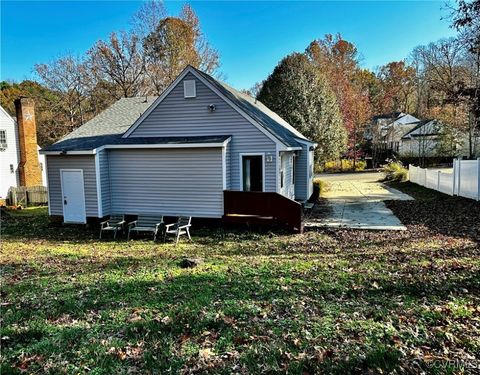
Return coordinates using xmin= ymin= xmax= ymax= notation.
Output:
xmin=372 ymin=112 xmax=404 ymax=121
xmin=193 ymin=67 xmax=308 ymax=147
xmin=401 ymin=119 xmax=439 ymax=139
xmin=42 ymin=97 xmax=158 ymax=151
xmin=63 ymin=97 xmax=157 ymax=141
xmin=44 ymin=135 xmax=231 ymax=152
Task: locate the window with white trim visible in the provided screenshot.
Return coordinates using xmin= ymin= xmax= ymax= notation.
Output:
xmin=0 ymin=130 xmax=7 ymax=149
xmin=184 ymin=80 xmax=196 ymax=98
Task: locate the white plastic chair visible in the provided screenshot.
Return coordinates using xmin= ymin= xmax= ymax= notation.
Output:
xmin=164 ymin=217 xmax=192 ymax=245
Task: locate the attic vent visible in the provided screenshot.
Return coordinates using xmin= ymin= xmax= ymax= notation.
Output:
xmin=184 ymin=80 xmax=196 ymax=98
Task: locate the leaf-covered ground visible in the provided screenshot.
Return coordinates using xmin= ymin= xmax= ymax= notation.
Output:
xmin=1 ymin=183 xmax=479 ymax=374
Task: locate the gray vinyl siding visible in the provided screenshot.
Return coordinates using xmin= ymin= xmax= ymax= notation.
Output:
xmin=46 ymin=155 xmax=98 ymax=217
xmin=295 ymin=144 xmax=309 ymax=201
xmin=97 ymin=150 xmax=111 ymax=216
xmin=129 ymin=72 xmax=277 ymax=192
xmin=108 ymin=148 xmax=223 ymax=218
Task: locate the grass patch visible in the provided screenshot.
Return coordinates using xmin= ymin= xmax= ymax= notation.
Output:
xmin=1 ymin=200 xmax=479 ymax=373
xmin=387 ymin=181 xmax=450 ymax=201
xmin=2 ymin=206 xmax=48 ymax=217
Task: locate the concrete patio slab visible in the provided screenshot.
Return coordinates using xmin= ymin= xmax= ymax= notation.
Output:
xmin=305 ymin=174 xmax=413 ymax=231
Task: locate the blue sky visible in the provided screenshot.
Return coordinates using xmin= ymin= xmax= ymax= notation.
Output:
xmin=1 ymin=1 xmax=457 ymax=90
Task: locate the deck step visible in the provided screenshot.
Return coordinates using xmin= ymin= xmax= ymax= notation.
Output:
xmin=304 ymin=202 xmax=314 ymax=210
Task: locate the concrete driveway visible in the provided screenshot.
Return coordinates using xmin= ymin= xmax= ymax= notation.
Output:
xmin=305 ymin=172 xmax=413 ymax=230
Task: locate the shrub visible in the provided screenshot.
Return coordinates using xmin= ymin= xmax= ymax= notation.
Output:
xmin=383 ymin=160 xmax=408 ymax=182
xmin=320 ymin=159 xmax=367 ymax=173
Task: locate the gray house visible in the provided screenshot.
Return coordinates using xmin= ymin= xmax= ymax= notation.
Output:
xmin=41 ymin=66 xmax=316 ymax=226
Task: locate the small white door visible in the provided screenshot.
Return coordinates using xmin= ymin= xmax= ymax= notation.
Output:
xmin=61 ymin=169 xmax=86 ymax=223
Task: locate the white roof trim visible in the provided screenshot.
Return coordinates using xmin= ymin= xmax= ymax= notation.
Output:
xmin=295 ymin=138 xmax=318 ymax=148
xmin=40 ymin=150 xmax=95 ymax=155
xmin=41 ymin=138 xmax=231 ymax=155
xmin=97 ymin=140 xmax=229 ymax=152
xmin=0 ymin=105 xmax=15 ymax=123
xmin=121 ymin=66 xmax=289 ymax=147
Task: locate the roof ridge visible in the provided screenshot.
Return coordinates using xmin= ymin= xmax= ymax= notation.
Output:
xmin=191 ymin=66 xmax=309 ymax=146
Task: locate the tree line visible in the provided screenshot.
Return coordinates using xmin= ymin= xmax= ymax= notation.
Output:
xmin=1 ymin=0 xmax=478 ymax=162
xmin=255 ymin=0 xmax=479 ymax=161
xmin=0 ymin=2 xmax=219 ymax=146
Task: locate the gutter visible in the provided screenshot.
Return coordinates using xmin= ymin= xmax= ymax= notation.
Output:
xmin=39 ymin=137 xmax=232 ymax=156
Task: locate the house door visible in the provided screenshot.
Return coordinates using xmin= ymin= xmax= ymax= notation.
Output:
xmin=60 ymin=169 xmax=86 ymax=223
xmin=242 ymin=155 xmax=263 ymax=192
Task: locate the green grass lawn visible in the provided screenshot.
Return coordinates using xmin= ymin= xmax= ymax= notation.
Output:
xmin=1 ymin=190 xmax=479 ymax=374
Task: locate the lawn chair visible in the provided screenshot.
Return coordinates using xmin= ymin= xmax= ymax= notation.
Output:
xmin=99 ymin=214 xmax=126 ymax=239
xmin=164 ymin=216 xmax=192 ymax=245
xmin=127 ymin=215 xmax=164 ymax=241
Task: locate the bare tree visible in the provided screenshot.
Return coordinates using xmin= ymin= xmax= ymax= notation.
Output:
xmin=89 ymin=31 xmax=145 ymax=98
xmin=35 ymin=54 xmax=89 ymax=131
xmin=131 ymin=0 xmax=167 ymax=38
xmin=412 ymin=37 xmax=477 ymax=157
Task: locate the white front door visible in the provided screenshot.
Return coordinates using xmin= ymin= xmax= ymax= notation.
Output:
xmin=61 ymin=169 xmax=86 ymax=223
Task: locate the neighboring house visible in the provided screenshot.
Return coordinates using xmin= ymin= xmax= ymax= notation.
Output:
xmin=365 ymin=112 xmax=420 ymax=153
xmin=367 ymin=112 xmax=477 ymax=160
xmin=40 ymin=66 xmax=316 ymax=225
xmin=0 ymin=100 xmax=46 ymax=203
xmin=399 ymin=119 xmax=442 ymax=157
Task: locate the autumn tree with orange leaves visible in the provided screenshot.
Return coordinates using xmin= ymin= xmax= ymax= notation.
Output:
xmin=376 ymin=61 xmax=417 ymax=114
xmin=306 ymin=34 xmax=372 ymax=165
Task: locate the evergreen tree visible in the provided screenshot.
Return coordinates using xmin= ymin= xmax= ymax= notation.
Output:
xmin=257 ymin=53 xmax=347 ymax=161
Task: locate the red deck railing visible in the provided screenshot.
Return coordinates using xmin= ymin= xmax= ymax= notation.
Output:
xmin=223 ymin=190 xmax=303 ymax=233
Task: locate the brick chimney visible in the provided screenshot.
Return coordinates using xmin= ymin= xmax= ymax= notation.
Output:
xmin=14 ymin=98 xmax=42 ymax=186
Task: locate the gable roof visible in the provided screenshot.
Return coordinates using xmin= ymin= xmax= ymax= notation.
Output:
xmin=123 ymin=65 xmax=312 ymax=148
xmin=401 ymin=119 xmax=440 ymax=139
xmin=42 ymin=66 xmax=313 ymax=153
xmin=192 ymin=67 xmax=309 ymax=147
xmin=372 ymin=112 xmax=405 ymax=121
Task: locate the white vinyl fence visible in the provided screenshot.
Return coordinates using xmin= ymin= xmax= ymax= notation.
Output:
xmin=409 ymin=159 xmax=480 ymax=201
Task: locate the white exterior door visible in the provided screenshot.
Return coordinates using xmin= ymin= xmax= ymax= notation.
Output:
xmin=60 ymin=169 xmax=86 ymax=223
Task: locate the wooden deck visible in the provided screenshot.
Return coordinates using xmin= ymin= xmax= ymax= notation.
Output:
xmin=223 ymin=190 xmax=303 ymax=233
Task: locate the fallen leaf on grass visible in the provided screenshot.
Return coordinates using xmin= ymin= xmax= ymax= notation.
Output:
xmin=199 ymin=348 xmax=215 ymax=359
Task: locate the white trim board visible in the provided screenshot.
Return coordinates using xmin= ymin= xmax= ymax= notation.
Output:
xmin=40 ymin=150 xmax=95 ymax=155
xmin=97 ymin=140 xmax=230 ymax=152
xmin=239 ymin=152 xmax=266 ymax=192
xmin=44 ymin=156 xmax=51 ymax=216
xmin=40 ymin=138 xmax=232 ymax=155
xmin=275 ymin=143 xmax=280 ymax=193
xmin=94 ymin=152 xmax=103 ymax=218
xmin=221 ymin=147 xmax=227 ymax=190
xmin=0 ymin=105 xmax=15 ymax=122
